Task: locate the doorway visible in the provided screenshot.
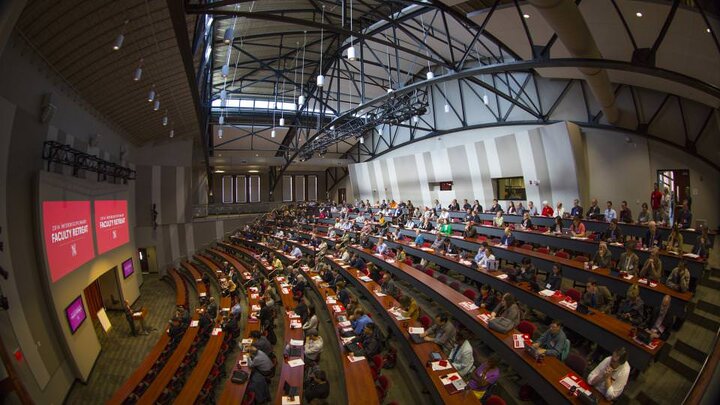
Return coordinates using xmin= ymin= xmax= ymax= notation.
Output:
xmin=138 ymin=246 xmax=158 ymax=273
xmin=657 ymin=169 xmax=690 ymax=205
xmin=338 ymin=188 xmax=346 ymax=204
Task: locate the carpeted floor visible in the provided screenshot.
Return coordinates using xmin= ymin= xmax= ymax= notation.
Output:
xmin=64 ymin=274 xmax=178 ymax=405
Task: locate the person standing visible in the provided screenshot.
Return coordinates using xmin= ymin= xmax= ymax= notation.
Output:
xmin=124 ymin=300 xmax=137 ymax=336
xmin=650 ymin=183 xmax=663 ymax=221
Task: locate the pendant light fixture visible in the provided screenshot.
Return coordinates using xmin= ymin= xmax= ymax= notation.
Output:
xmin=443 ymin=68 xmax=450 ymax=113
xmin=271 ymin=129 xmax=277 ymax=138
xmin=420 ymin=15 xmax=433 ymax=80
xmin=219 ymin=115 xmax=225 ymax=125
xmin=153 ymin=98 xmax=160 ymax=111
xmin=169 ymin=128 xmax=175 ymax=138
xmin=162 ymin=110 xmax=168 ymax=126
xmin=113 ymin=19 xmax=129 ymax=51
xmin=147 ymin=85 xmax=156 ymax=102
xmin=347 ymin=0 xmax=357 ymax=61
xmin=298 ymin=33 xmax=307 ymax=107
xmin=133 ymin=58 xmax=143 ymax=81
xmin=316 ymin=6 xmax=326 ymax=87
xmin=218 ymin=127 xmax=223 ymax=139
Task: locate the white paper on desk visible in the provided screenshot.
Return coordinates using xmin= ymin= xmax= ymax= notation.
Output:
xmin=200 ymin=292 xmax=207 ymax=297
xmin=212 ymin=327 xmax=222 ymax=336
xmin=252 ymin=305 xmax=261 ymax=311
xmin=431 ymin=361 xmax=453 ymax=371
xmin=242 ymin=338 xmax=254 ymax=345
xmin=623 ymin=274 xmax=634 ymax=280
xmin=539 ymin=289 xmax=555 ymax=297
xmin=683 ymin=253 xmax=700 ymax=259
xmin=190 ymin=320 xmax=199 ymax=328
xmin=238 ymin=355 xmax=249 ymax=366
xmin=287 ymin=311 xmax=301 ymax=319
xmin=375 ymin=290 xmax=387 ymax=297
xmin=326 ymin=298 xmax=337 ymax=304
xmin=458 ymin=301 xmax=479 ymax=311
xmin=282 ymin=288 xmax=290 ymax=294
xmin=477 ymin=314 xmax=491 ymax=324
xmin=133 ymin=311 xmax=142 ymax=317
xmin=251 ymin=294 xmax=259 ymax=299
xmin=195 ymin=278 xmax=202 ymax=282
xmin=496 ymin=273 xmax=509 ymax=280
xmin=359 ymin=276 xmax=373 ymax=282
xmin=348 ymin=354 xmax=366 ymax=363
xmin=387 ymin=259 xmax=395 ymax=263
xmin=282 ymin=396 xmax=301 ymax=405
xmin=249 ymin=287 xmax=259 ymax=293
xmin=638 ymin=278 xmax=648 ymax=285
xmin=287 ymin=358 xmax=305 ymax=367
xmin=341 ymin=336 xmax=355 ymax=344
xmin=290 ymin=322 xmax=302 ymax=329
xmin=409 ymin=327 xmax=424 ymax=334
xmin=290 ymin=339 xmax=304 ymax=346
xmin=439 ymin=372 xmax=462 ymax=385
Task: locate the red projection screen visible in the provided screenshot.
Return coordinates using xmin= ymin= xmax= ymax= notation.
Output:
xmin=42 ymin=201 xmax=95 ymax=283
xmin=94 ymin=200 xmax=129 ymax=255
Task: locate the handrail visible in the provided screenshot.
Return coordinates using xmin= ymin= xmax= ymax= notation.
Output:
xmin=683 ymin=326 xmax=720 ymax=404
xmin=193 ymin=202 xmax=286 ymax=218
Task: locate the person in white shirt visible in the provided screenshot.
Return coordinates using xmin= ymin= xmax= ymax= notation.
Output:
xmin=604 ymin=201 xmax=617 ymax=223
xmin=375 ymin=237 xmax=388 ymax=255
xmin=439 ymin=208 xmax=450 ymax=220
xmin=527 ymin=201 xmax=538 ymax=216
xmin=449 ymin=329 xmax=474 ymax=377
xmin=290 ymin=246 xmax=303 ymax=258
xmin=304 ymin=329 xmax=324 ymax=363
xmin=556 ymin=202 xmax=565 ymax=218
xmin=275 ymin=229 xmax=285 ymax=237
xmin=587 ymin=347 xmax=630 ymax=401
xmin=477 ymin=248 xmax=496 ymax=268
xmin=473 ymin=246 xmax=486 ymax=265
xmin=405 ymin=218 xmax=416 ymax=229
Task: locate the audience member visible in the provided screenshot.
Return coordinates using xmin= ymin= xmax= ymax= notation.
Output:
xmin=533 ymin=320 xmax=568 ymax=359
xmin=588 ymin=347 xmax=630 ymax=401
xmin=666 ymin=260 xmax=690 ymax=292
xmin=422 ymin=313 xmax=457 ymax=353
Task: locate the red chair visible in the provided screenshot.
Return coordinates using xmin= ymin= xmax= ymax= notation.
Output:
xmin=517 ymin=320 xmax=537 ymax=338
xmin=555 ymin=251 xmax=570 ymax=259
xmin=537 ymin=226 xmax=547 ymax=232
xmin=565 ymin=288 xmax=582 ymax=302
xmin=574 ymin=255 xmax=589 ymax=263
xmin=241 ymin=391 xmax=256 ymax=405
xmin=404 ymin=258 xmax=413 ymax=266
xmin=437 ymin=274 xmax=448 ymax=283
xmin=424 ymin=268 xmax=435 ymax=278
xmin=419 ymin=315 xmax=432 ymax=329
xmin=449 ymin=281 xmax=461 ymax=291
xmin=565 ymin=353 xmax=588 ymax=376
xmin=536 ymin=247 xmax=550 ymax=254
xmin=371 ymin=354 xmax=383 ymax=373
xmin=376 ymin=375 xmax=391 ymax=402
xmin=485 ymin=395 xmax=506 ymax=405
xmin=463 ymin=289 xmax=477 ymax=301
xmin=520 ymin=244 xmax=534 ymax=250
xmin=587 ymin=233 xmax=597 ymax=241
xmin=477 ymin=236 xmax=487 ymax=242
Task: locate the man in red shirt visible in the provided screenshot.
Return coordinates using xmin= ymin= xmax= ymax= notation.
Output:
xmin=651 ymin=183 xmax=663 ymax=221
xmin=541 ymin=200 xmax=555 ymax=217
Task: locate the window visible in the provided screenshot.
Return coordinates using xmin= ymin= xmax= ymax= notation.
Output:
xmin=283 ymin=175 xmax=293 ymax=202
xmin=308 ymin=175 xmax=318 ymax=201
xmin=221 ymin=176 xmax=233 ymax=203
xmin=492 ymin=177 xmax=526 ymax=200
xmin=235 ymin=176 xmax=247 ymax=203
xmin=249 ymin=175 xmax=260 ymax=202
xmin=295 ymin=175 xmax=306 ymax=201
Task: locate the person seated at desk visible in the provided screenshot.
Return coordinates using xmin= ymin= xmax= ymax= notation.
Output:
xmin=644 ymin=221 xmax=663 ymax=249
xmin=618 ymin=242 xmax=640 ymax=275
xmin=666 ymin=224 xmax=685 ymax=254
xmin=350 ymin=308 xmax=374 ymax=335
xmin=302 ymin=306 xmax=318 ymax=332
xmin=487 ymin=199 xmax=503 ymax=213
xmin=545 ymin=265 xmax=563 ymax=291
xmin=339 ymin=248 xmax=351 ymax=263
xmin=368 ymin=263 xmax=383 ymax=283
xmin=602 ymin=219 xmax=624 ymax=243
xmin=396 ymin=247 xmax=407 ymax=263
xmin=438 ymin=218 xmax=453 ymax=237
xmin=468 ymin=355 xmax=501 ymax=400
xmin=587 ymin=347 xmax=630 ymax=401
xmin=533 ymin=320 xmax=569 ymax=359
xmin=304 ymin=369 xmax=330 ymax=402
xmin=439 ymin=208 xmax=450 ymax=221
xmin=167 ymin=318 xmax=184 ymax=346
xmin=527 ymin=201 xmax=538 ymax=216
xmin=462 ymin=199 xmax=471 ymax=211
xmin=619 ymin=200 xmax=633 ymax=223
xmin=637 ymin=202 xmax=651 ymax=224
xmin=666 ymin=260 xmax=690 ymax=292
xmin=474 ymin=285 xmax=497 ymax=310
xmin=449 ymin=199 xmax=461 ymax=211
xmin=603 ymin=201 xmax=617 ymax=223
xmin=449 ymin=328 xmax=474 ymax=377
xmin=463 ymin=221 xmax=478 ymax=239
xmin=678 ymin=201 xmax=693 ymax=229
xmin=404 ymin=217 xmax=416 ymax=229
xmin=517 ymin=202 xmax=526 ymax=216
xmin=336 ymin=282 xmax=351 ymax=307
xmin=472 ymin=200 xmax=483 ymax=213
xmin=292 ymin=275 xmax=308 ymax=296
xmin=541 ymin=201 xmax=554 ymax=217
xmin=431 ymin=236 xmax=444 ymax=253
xmin=303 ymin=329 xmax=324 ymax=364
xmin=592 ymin=242 xmax=613 ymax=268
xmin=422 ymin=313 xmax=457 ymax=353
xmin=639 ymin=247 xmax=663 ymax=281
xmin=493 ymin=211 xmax=505 ymax=228
xmin=420 ymin=217 xmax=434 ymax=231
xmin=413 ymin=229 xmax=426 ymax=246
xmin=586 ymin=198 xmax=601 ymax=219
xmin=693 ymin=227 xmax=712 ymax=258
xmin=581 ymin=279 xmax=613 ymax=313
xmin=570 ymin=199 xmax=583 ymax=219
xmin=506 ymin=201 xmax=518 ymax=215
xmin=247 ymin=345 xmax=274 ymax=377
xmin=646 ymin=295 xmax=675 ymax=340
xmin=617 ymin=284 xmax=645 ymax=326
xmin=520 ymin=212 xmax=533 ymax=230
xmin=290 ymin=245 xmax=303 ymax=259
xmin=548 ymin=216 xmax=564 ymax=234
xmin=246 ymin=367 xmax=272 ymax=404
xmin=500 ymin=227 xmax=515 ymax=246
xmin=350 ymin=254 xmax=367 ymax=273
xmin=440 ymin=238 xmax=458 ymax=255
xmin=477 ymin=247 xmax=496 ymax=269
xmin=513 ymin=257 xmax=536 ymax=283
xmin=357 ymin=323 xmax=382 ymax=358
xmin=400 ymin=295 xmax=420 ymax=321
xmin=272 ymin=255 xmax=284 ymax=272
xmin=556 ymin=202 xmax=566 ymax=218
xmin=375 ymin=237 xmax=389 ymax=255
xmin=381 ymin=273 xmax=399 ymax=297
xmin=489 ymin=293 xmax=521 ymax=328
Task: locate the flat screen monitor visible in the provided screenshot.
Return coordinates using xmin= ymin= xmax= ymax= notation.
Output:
xmin=122 ymin=258 xmax=134 ymax=279
xmin=65 ymin=295 xmax=87 ymax=334
xmin=440 ymin=181 xmax=453 ymax=191
xmin=94 ymin=200 xmax=129 ymax=255
xmin=42 ymin=201 xmax=95 ymax=283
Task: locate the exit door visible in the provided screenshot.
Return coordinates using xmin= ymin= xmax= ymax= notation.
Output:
xmin=338 ymin=188 xmax=346 ymax=204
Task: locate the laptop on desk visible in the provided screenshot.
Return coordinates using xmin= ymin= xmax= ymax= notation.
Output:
xmin=283 ymin=381 xmax=299 ymax=397
xmin=409 ymin=333 xmax=425 ymax=344
xmin=288 ymin=346 xmax=302 ymax=357
xmin=577 ymin=302 xmax=591 ymax=315
xmin=487 ymin=260 xmax=499 ymax=271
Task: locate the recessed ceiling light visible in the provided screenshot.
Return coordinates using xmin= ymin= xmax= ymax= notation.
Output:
xmin=523 ymin=14 xmax=530 ymax=19
xmin=707 ymin=28 xmax=712 ymax=33
xmin=635 ymin=12 xmax=643 ymax=17
xmin=215 ymin=170 xmax=225 ymax=173
xmin=248 ymin=169 xmax=259 ymax=173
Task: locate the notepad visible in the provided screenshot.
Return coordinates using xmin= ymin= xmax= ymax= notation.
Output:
xmin=496 ymin=273 xmax=508 ymax=280
xmin=326 ymin=297 xmax=337 ymax=304
xmin=539 ymin=289 xmax=555 ymax=297
xmin=477 ymin=313 xmax=491 ymax=324
xmin=290 ymin=339 xmax=304 ymax=346
xmin=287 ymin=311 xmax=301 ymax=319
xmin=374 ymin=290 xmax=387 ymax=297
xmin=287 ymin=358 xmax=305 ymax=367
xmin=242 ymin=338 xmax=254 ymax=345
xmin=431 ymin=360 xmax=453 ymax=371
xmin=212 ymin=328 xmax=222 ymax=336
xmin=359 ymin=276 xmax=372 ymax=282
xmin=408 ymin=327 xmax=424 ymax=334
xmin=348 ymin=355 xmax=366 ymax=363
xmin=458 ymin=301 xmax=479 ymax=311
xmin=439 ymin=372 xmax=462 ymax=385
xmin=190 ymin=320 xmax=199 ymax=328
xmin=200 ymin=292 xmax=207 ymax=297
